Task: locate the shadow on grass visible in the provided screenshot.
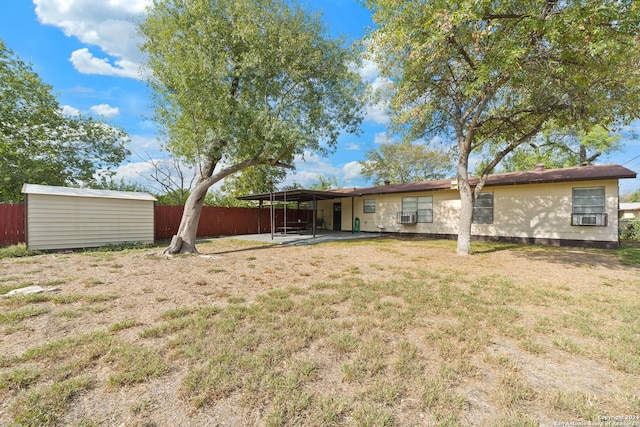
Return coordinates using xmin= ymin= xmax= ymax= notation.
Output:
xmin=492 ymin=244 xmax=640 ymax=270
xmin=178 ymin=235 xmax=640 ymax=269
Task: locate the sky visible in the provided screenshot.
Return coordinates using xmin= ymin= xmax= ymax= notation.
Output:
xmin=1 ymin=0 xmax=639 ymax=195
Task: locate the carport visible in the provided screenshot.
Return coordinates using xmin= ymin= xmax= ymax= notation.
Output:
xmin=237 ymin=189 xmax=353 ymax=239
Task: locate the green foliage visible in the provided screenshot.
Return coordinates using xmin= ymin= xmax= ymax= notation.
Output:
xmin=495 ymin=125 xmax=623 ymax=173
xmin=154 ymin=188 xmax=191 ymax=205
xmin=361 ymin=141 xmax=454 ymax=185
xmin=366 ymin=0 xmax=640 ymax=146
xmin=222 ymin=165 xmax=287 ymax=197
xmin=91 ymin=177 xmax=150 ymax=193
xmin=0 ymin=39 xmax=130 ymax=203
xmin=620 ymin=221 xmax=640 ymax=241
xmin=204 ymin=190 xmax=254 ymax=207
xmin=623 ymin=188 xmax=640 ymax=203
xmin=0 ymin=244 xmax=39 ymax=259
xmin=140 ymin=0 xmax=363 ymax=178
xmin=306 ymin=175 xmax=340 ymax=191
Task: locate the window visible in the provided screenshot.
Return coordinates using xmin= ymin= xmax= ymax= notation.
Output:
xmin=363 ymin=199 xmax=376 ymax=213
xmin=399 ymin=196 xmax=433 ymax=223
xmin=472 ymin=193 xmax=493 ymax=224
xmin=572 ymin=187 xmax=607 ymax=226
xmin=417 ymin=196 xmax=433 ymax=223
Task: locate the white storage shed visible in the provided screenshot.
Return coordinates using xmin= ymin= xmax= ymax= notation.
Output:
xmin=22 ymin=184 xmax=156 ymax=250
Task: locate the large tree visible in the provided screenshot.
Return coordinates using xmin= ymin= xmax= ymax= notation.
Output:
xmin=364 ymin=0 xmax=640 ymax=255
xmin=140 ymin=0 xmax=363 ymax=254
xmin=0 ymin=39 xmax=130 ymax=203
xmin=361 ymin=141 xmax=453 ymax=185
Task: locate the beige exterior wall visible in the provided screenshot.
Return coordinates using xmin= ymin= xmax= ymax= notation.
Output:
xmin=26 ymin=194 xmax=155 ymax=250
xmin=318 ymin=179 xmax=620 ymax=244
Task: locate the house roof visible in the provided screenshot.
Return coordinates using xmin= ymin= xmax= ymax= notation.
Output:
xmin=353 ymin=164 xmax=636 ymax=196
xmin=21 ymin=184 xmax=157 ymax=201
xmin=238 ymin=164 xmax=636 ymax=201
xmin=620 ymin=203 xmax=640 ymax=211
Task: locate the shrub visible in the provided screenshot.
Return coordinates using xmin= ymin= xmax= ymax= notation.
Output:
xmin=620 ymin=221 xmax=640 ymax=241
xmin=0 ymin=244 xmax=39 ymax=259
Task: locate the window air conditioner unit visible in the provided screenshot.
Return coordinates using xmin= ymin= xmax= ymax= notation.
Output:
xmin=397 ymin=211 xmax=417 ymax=224
xmin=580 ymin=215 xmax=597 ymax=226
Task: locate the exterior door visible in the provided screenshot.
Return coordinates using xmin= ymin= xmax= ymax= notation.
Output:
xmin=333 ymin=203 xmax=342 ymax=231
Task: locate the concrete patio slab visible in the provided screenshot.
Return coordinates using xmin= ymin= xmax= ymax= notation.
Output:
xmin=222 ymin=231 xmax=384 ymax=246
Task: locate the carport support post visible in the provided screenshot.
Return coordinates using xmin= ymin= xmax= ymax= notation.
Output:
xmin=270 ymin=187 xmax=274 ymax=240
xmin=312 ymin=197 xmax=317 ymax=238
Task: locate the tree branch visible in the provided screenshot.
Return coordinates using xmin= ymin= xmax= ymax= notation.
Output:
xmin=447 ymin=35 xmax=476 ymax=71
xmin=475 ymin=117 xmax=546 ymax=195
xmin=483 ymin=13 xmax=529 ymax=20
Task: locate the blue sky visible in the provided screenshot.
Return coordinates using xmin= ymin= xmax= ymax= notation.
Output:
xmin=2 ymin=0 xmax=639 ymax=195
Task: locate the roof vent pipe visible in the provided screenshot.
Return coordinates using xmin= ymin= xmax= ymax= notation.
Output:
xmin=534 ymin=163 xmax=545 ymax=172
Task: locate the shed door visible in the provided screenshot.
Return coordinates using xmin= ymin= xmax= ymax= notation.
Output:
xmin=333 ymin=203 xmax=342 ymax=231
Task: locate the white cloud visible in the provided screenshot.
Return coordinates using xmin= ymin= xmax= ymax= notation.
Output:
xmin=60 ymin=104 xmax=80 ymax=116
xmin=286 ymin=170 xmax=324 ymax=188
xmin=345 ymin=143 xmax=360 ymax=151
xmin=128 ymin=134 xmax=161 ymax=152
xmin=293 ymin=151 xmax=340 ymax=175
xmin=283 ymin=151 xmax=341 ymax=188
xmin=374 ymin=132 xmax=390 ymax=145
xmin=70 ymin=48 xmax=141 ymax=79
xmin=365 ymin=101 xmax=391 ymax=124
xmin=355 ymin=55 xmax=392 ymax=125
xmin=429 ymin=135 xmax=443 ymax=145
xmin=112 ymin=160 xmax=155 ymax=181
xmin=34 ymin=0 xmax=150 ymax=79
xmin=89 ymin=103 xmax=119 ymax=118
xmin=358 ymin=58 xmax=380 ymax=81
xmin=285 ymin=151 xmax=367 ymax=189
xmin=342 ymin=161 xmax=362 ymax=183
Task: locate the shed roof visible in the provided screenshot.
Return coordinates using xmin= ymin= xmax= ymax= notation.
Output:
xmin=22 ymin=184 xmax=157 ymax=201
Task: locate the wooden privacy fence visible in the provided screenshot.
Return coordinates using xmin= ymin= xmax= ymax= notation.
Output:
xmin=0 ymin=204 xmax=25 ymax=246
xmin=0 ymin=204 xmax=313 ymax=246
xmin=154 ymin=205 xmax=313 ymax=240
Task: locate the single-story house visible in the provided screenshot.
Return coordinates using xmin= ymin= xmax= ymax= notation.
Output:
xmin=619 ymin=203 xmax=640 ymax=220
xmin=21 ymin=184 xmax=156 ymax=250
xmin=240 ymin=164 xmax=636 ymax=249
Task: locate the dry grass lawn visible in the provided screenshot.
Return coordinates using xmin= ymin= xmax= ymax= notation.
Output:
xmin=0 ymin=236 xmax=638 ymax=426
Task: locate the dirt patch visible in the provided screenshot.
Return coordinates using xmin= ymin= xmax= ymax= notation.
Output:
xmin=0 ymin=237 xmax=638 ymax=426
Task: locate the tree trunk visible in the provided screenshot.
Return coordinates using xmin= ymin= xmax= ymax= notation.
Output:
xmin=161 ymin=156 xmax=290 ymax=255
xmin=456 ymin=166 xmax=474 ymax=256
xmin=164 ymin=181 xmax=209 ymax=255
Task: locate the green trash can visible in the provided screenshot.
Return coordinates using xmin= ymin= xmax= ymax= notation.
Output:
xmin=354 ymin=217 xmax=360 ymax=233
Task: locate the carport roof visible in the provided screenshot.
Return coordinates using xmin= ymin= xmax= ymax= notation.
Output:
xmin=237 ymin=189 xmax=350 ymax=202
